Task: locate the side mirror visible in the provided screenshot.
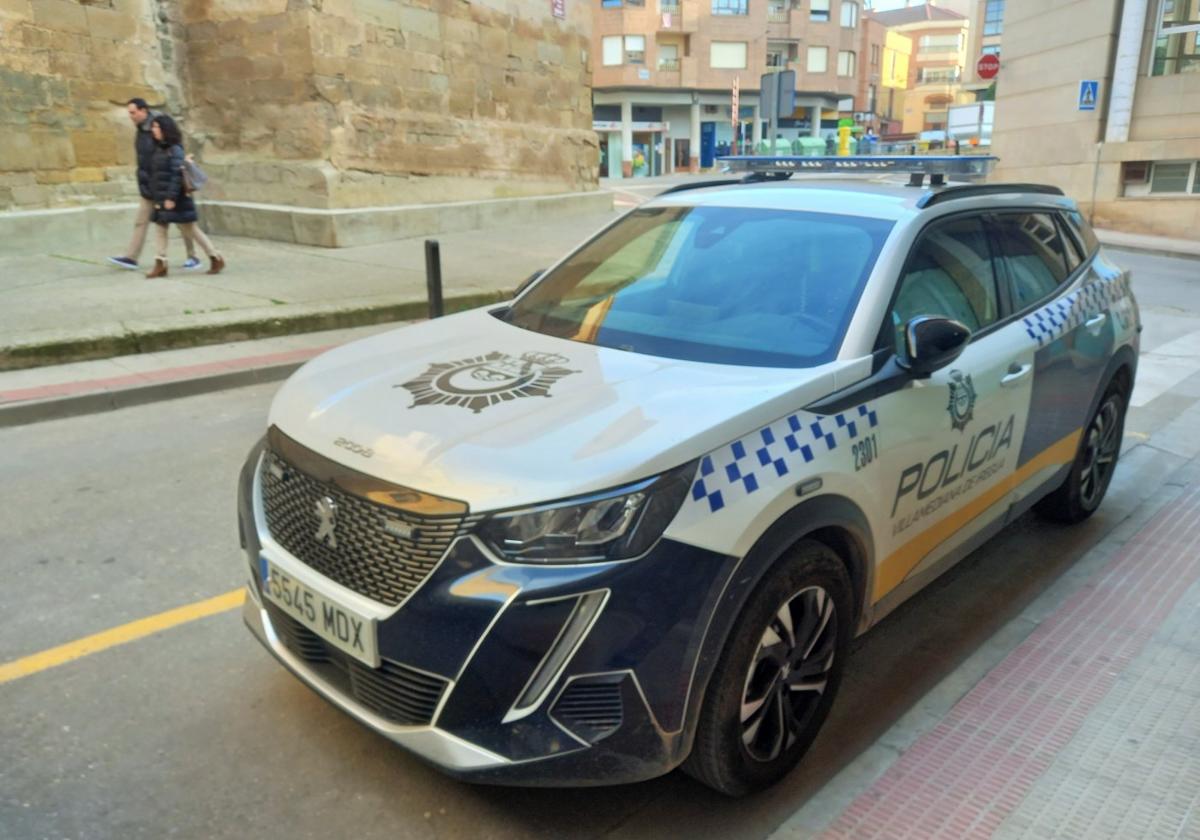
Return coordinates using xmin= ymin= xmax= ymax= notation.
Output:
xmin=515 ymin=269 xmax=545 ymax=297
xmin=899 ymin=316 xmax=971 ymax=377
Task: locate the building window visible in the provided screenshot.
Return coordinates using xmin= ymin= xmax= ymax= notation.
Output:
xmin=919 ymin=33 xmax=961 ymax=54
xmin=867 ymin=83 xmax=876 ymax=113
xmin=766 ymin=45 xmax=788 ymax=68
xmin=983 ymin=0 xmax=1004 ymax=36
xmin=1153 ymin=1 xmax=1200 ymax=75
xmin=810 ymin=0 xmax=830 ymax=22
xmin=837 ymin=50 xmax=856 ymax=76
xmin=711 ymin=40 xmax=748 ymax=68
xmin=981 ymin=45 xmax=1000 ymax=57
xmin=658 ymin=43 xmax=680 ymax=70
xmin=1150 ymin=161 xmax=1200 ymax=193
xmin=602 ymin=0 xmax=623 ymax=7
xmin=602 ymin=36 xmax=623 ymax=65
xmin=712 ymin=0 xmax=749 ymax=15
xmin=624 ymin=35 xmax=646 ymax=63
xmin=767 ymin=0 xmax=788 ymax=22
xmin=807 ymin=45 xmax=828 ymax=72
xmin=871 ymin=44 xmax=880 ymax=66
xmin=841 ymin=1 xmax=858 ymax=27
xmin=919 ymin=66 xmax=960 ymax=83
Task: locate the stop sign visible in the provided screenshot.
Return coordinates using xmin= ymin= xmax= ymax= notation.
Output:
xmin=977 ymin=53 xmax=1000 ymax=80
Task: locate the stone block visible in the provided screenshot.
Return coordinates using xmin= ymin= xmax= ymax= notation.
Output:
xmin=85 ymin=6 xmax=139 ymax=41
xmin=400 ymin=5 xmax=441 ymax=40
xmin=70 ymin=131 xmax=118 ymax=167
xmin=0 ymin=0 xmax=32 ymax=18
xmin=32 ymin=0 xmax=87 ymax=32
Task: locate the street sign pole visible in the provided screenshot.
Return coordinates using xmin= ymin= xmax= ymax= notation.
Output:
xmin=731 ymin=75 xmax=740 ymax=155
xmin=760 ymin=72 xmax=778 ymax=155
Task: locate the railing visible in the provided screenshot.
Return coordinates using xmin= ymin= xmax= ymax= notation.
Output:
xmin=659 ymin=0 xmax=680 ymax=12
xmin=658 ymin=58 xmax=681 ymax=71
xmin=767 ymin=8 xmax=789 ymax=21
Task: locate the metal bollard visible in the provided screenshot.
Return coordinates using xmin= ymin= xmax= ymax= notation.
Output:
xmin=424 ymin=239 xmax=444 ymax=319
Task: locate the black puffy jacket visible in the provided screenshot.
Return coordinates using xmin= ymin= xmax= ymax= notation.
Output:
xmin=147 ymin=143 xmax=198 ymax=225
xmin=134 ymin=115 xmax=158 ymax=200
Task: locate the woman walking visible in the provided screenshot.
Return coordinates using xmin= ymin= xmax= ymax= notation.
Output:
xmin=145 ymin=114 xmax=225 ymax=278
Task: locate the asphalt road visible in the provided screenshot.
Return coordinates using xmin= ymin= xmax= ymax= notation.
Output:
xmin=2 ymin=250 xmax=1198 ymax=840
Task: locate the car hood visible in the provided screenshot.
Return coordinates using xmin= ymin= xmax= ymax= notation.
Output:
xmin=268 ymin=307 xmax=853 ymax=512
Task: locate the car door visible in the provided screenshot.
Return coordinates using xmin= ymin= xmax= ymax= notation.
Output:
xmin=990 ymin=210 xmax=1120 ymax=507
xmin=869 ymin=213 xmax=1036 ymax=605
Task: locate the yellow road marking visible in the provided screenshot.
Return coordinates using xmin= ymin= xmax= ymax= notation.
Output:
xmin=873 ymin=430 xmax=1082 ymax=603
xmin=0 ymin=588 xmax=245 ymax=685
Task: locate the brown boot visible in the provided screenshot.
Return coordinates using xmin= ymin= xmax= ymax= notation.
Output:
xmin=207 ymin=254 xmax=225 ymax=275
xmin=146 ymin=258 xmax=168 ymax=279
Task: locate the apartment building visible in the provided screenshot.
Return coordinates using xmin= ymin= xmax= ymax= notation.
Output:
xmin=991 ymin=0 xmax=1200 ymax=239
xmin=592 ymin=0 xmax=868 ymax=177
xmin=868 ymin=3 xmax=974 ymax=137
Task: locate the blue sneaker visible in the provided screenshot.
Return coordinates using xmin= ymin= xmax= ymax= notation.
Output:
xmin=108 ymin=256 xmax=138 ymax=270
xmin=182 ymin=257 xmax=203 ymax=271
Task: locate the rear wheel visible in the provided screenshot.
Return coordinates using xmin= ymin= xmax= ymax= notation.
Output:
xmin=683 ymin=541 xmax=852 ymax=796
xmin=1035 ymin=378 xmax=1127 ymax=523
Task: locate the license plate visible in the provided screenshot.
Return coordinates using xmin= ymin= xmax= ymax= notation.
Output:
xmin=259 ymin=557 xmax=378 ymax=667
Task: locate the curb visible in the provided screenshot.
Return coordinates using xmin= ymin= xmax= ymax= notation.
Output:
xmin=0 ymin=289 xmax=512 ymax=372
xmin=1103 ymin=242 xmax=1200 ymax=262
xmin=0 ymin=360 xmax=305 ymax=429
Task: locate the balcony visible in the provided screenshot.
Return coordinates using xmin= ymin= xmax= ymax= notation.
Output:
xmin=656 ymin=0 xmax=698 ymax=31
xmin=658 ymin=57 xmax=681 ymax=71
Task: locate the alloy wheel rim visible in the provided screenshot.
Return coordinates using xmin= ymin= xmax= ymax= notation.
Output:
xmin=1080 ymin=397 xmax=1121 ymax=508
xmin=740 ymin=585 xmax=837 ymax=763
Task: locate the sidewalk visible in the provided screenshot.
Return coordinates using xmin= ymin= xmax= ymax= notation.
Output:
xmin=772 ymin=395 xmax=1200 ymax=839
xmin=0 ymin=204 xmax=626 ymax=371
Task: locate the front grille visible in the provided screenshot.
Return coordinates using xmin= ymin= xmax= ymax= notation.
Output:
xmin=260 ymin=449 xmax=468 ymax=607
xmin=264 ymin=601 xmax=448 ymax=726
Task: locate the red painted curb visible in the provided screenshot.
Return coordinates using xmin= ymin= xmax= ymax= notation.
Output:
xmin=0 ymin=345 xmax=329 ymax=406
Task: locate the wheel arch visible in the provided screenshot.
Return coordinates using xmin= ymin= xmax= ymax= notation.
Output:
xmin=678 ymin=493 xmax=875 ymax=760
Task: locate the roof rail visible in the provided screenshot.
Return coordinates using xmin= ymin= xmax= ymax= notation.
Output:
xmin=915 ymin=182 xmax=1066 ymax=208
xmin=719 ymin=154 xmax=997 ymax=184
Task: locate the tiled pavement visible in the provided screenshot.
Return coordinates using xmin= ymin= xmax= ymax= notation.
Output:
xmin=794 ymin=480 xmax=1200 ymax=840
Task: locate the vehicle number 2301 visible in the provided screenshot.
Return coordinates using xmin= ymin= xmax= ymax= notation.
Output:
xmin=852 ymin=433 xmax=880 ymax=472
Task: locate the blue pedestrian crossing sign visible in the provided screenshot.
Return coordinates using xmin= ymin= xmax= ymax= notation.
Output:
xmin=1078 ymin=80 xmax=1099 ymax=111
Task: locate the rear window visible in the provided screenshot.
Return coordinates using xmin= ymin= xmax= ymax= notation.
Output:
xmin=505 ymin=205 xmax=893 ymax=368
xmin=992 ymin=213 xmax=1070 ymax=310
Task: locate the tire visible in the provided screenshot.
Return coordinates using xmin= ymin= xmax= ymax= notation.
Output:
xmin=1034 ymin=377 xmax=1128 ymax=524
xmin=683 ymin=540 xmax=853 ymax=796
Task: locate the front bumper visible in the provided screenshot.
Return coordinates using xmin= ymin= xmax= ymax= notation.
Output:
xmin=237 ymin=441 xmax=738 ymax=786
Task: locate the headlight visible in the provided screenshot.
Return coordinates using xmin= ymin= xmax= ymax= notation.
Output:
xmin=478 ymin=461 xmax=697 ymax=563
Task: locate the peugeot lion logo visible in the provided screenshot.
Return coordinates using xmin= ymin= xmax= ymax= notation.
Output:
xmin=314 ymin=496 xmax=338 ymax=548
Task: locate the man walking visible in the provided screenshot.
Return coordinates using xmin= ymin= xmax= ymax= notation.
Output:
xmin=107 ymin=99 xmax=203 ymax=272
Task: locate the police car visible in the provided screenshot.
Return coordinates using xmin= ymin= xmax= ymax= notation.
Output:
xmin=237 ymin=156 xmax=1139 ymax=796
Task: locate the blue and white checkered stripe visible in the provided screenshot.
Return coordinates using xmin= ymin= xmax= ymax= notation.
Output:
xmin=688 ymin=403 xmax=879 ymax=514
xmin=1022 ymin=275 xmax=1129 ymax=348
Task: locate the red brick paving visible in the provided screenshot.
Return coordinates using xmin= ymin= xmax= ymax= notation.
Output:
xmin=821 ymin=485 xmax=1200 ymax=840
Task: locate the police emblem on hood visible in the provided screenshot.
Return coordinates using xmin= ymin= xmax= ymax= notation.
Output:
xmin=397 ymin=351 xmax=577 ymax=413
xmin=947 ymin=369 xmax=977 ymax=432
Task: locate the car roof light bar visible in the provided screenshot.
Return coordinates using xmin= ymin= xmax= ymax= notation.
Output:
xmin=719 ymin=155 xmax=998 ymax=186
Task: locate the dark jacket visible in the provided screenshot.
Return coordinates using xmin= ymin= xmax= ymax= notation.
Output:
xmin=134 ymin=114 xmax=158 ymax=200
xmin=148 ymin=143 xmax=198 ymax=225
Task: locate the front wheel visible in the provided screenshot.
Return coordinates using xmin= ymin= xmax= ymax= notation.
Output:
xmin=683 ymin=541 xmax=852 ymax=796
xmin=1035 ymin=378 xmax=1127 ymax=523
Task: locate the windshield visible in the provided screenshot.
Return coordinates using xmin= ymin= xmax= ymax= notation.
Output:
xmin=505 ymin=205 xmax=893 ymax=367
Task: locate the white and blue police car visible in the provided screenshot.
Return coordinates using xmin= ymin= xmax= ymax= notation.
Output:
xmin=238 ymin=156 xmax=1139 ymax=795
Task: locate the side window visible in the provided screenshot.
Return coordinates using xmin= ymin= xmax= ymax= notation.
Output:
xmin=992 ymin=213 xmax=1070 ymax=310
xmin=889 ymin=216 xmax=1000 ymax=354
xmin=1063 ymin=209 xmax=1100 ymax=256
xmin=1058 ymin=215 xmax=1085 ymax=272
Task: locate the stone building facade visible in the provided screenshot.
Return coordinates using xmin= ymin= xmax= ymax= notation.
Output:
xmin=0 ymin=0 xmax=604 ymax=246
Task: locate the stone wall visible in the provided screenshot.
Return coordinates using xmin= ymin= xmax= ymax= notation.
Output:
xmin=0 ymin=0 xmax=184 ymax=209
xmin=0 ymin=0 xmax=598 ymax=215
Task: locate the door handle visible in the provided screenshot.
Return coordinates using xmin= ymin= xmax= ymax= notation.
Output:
xmin=1001 ymin=362 xmax=1033 ymax=387
xmin=1085 ymin=312 xmax=1107 ymax=331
